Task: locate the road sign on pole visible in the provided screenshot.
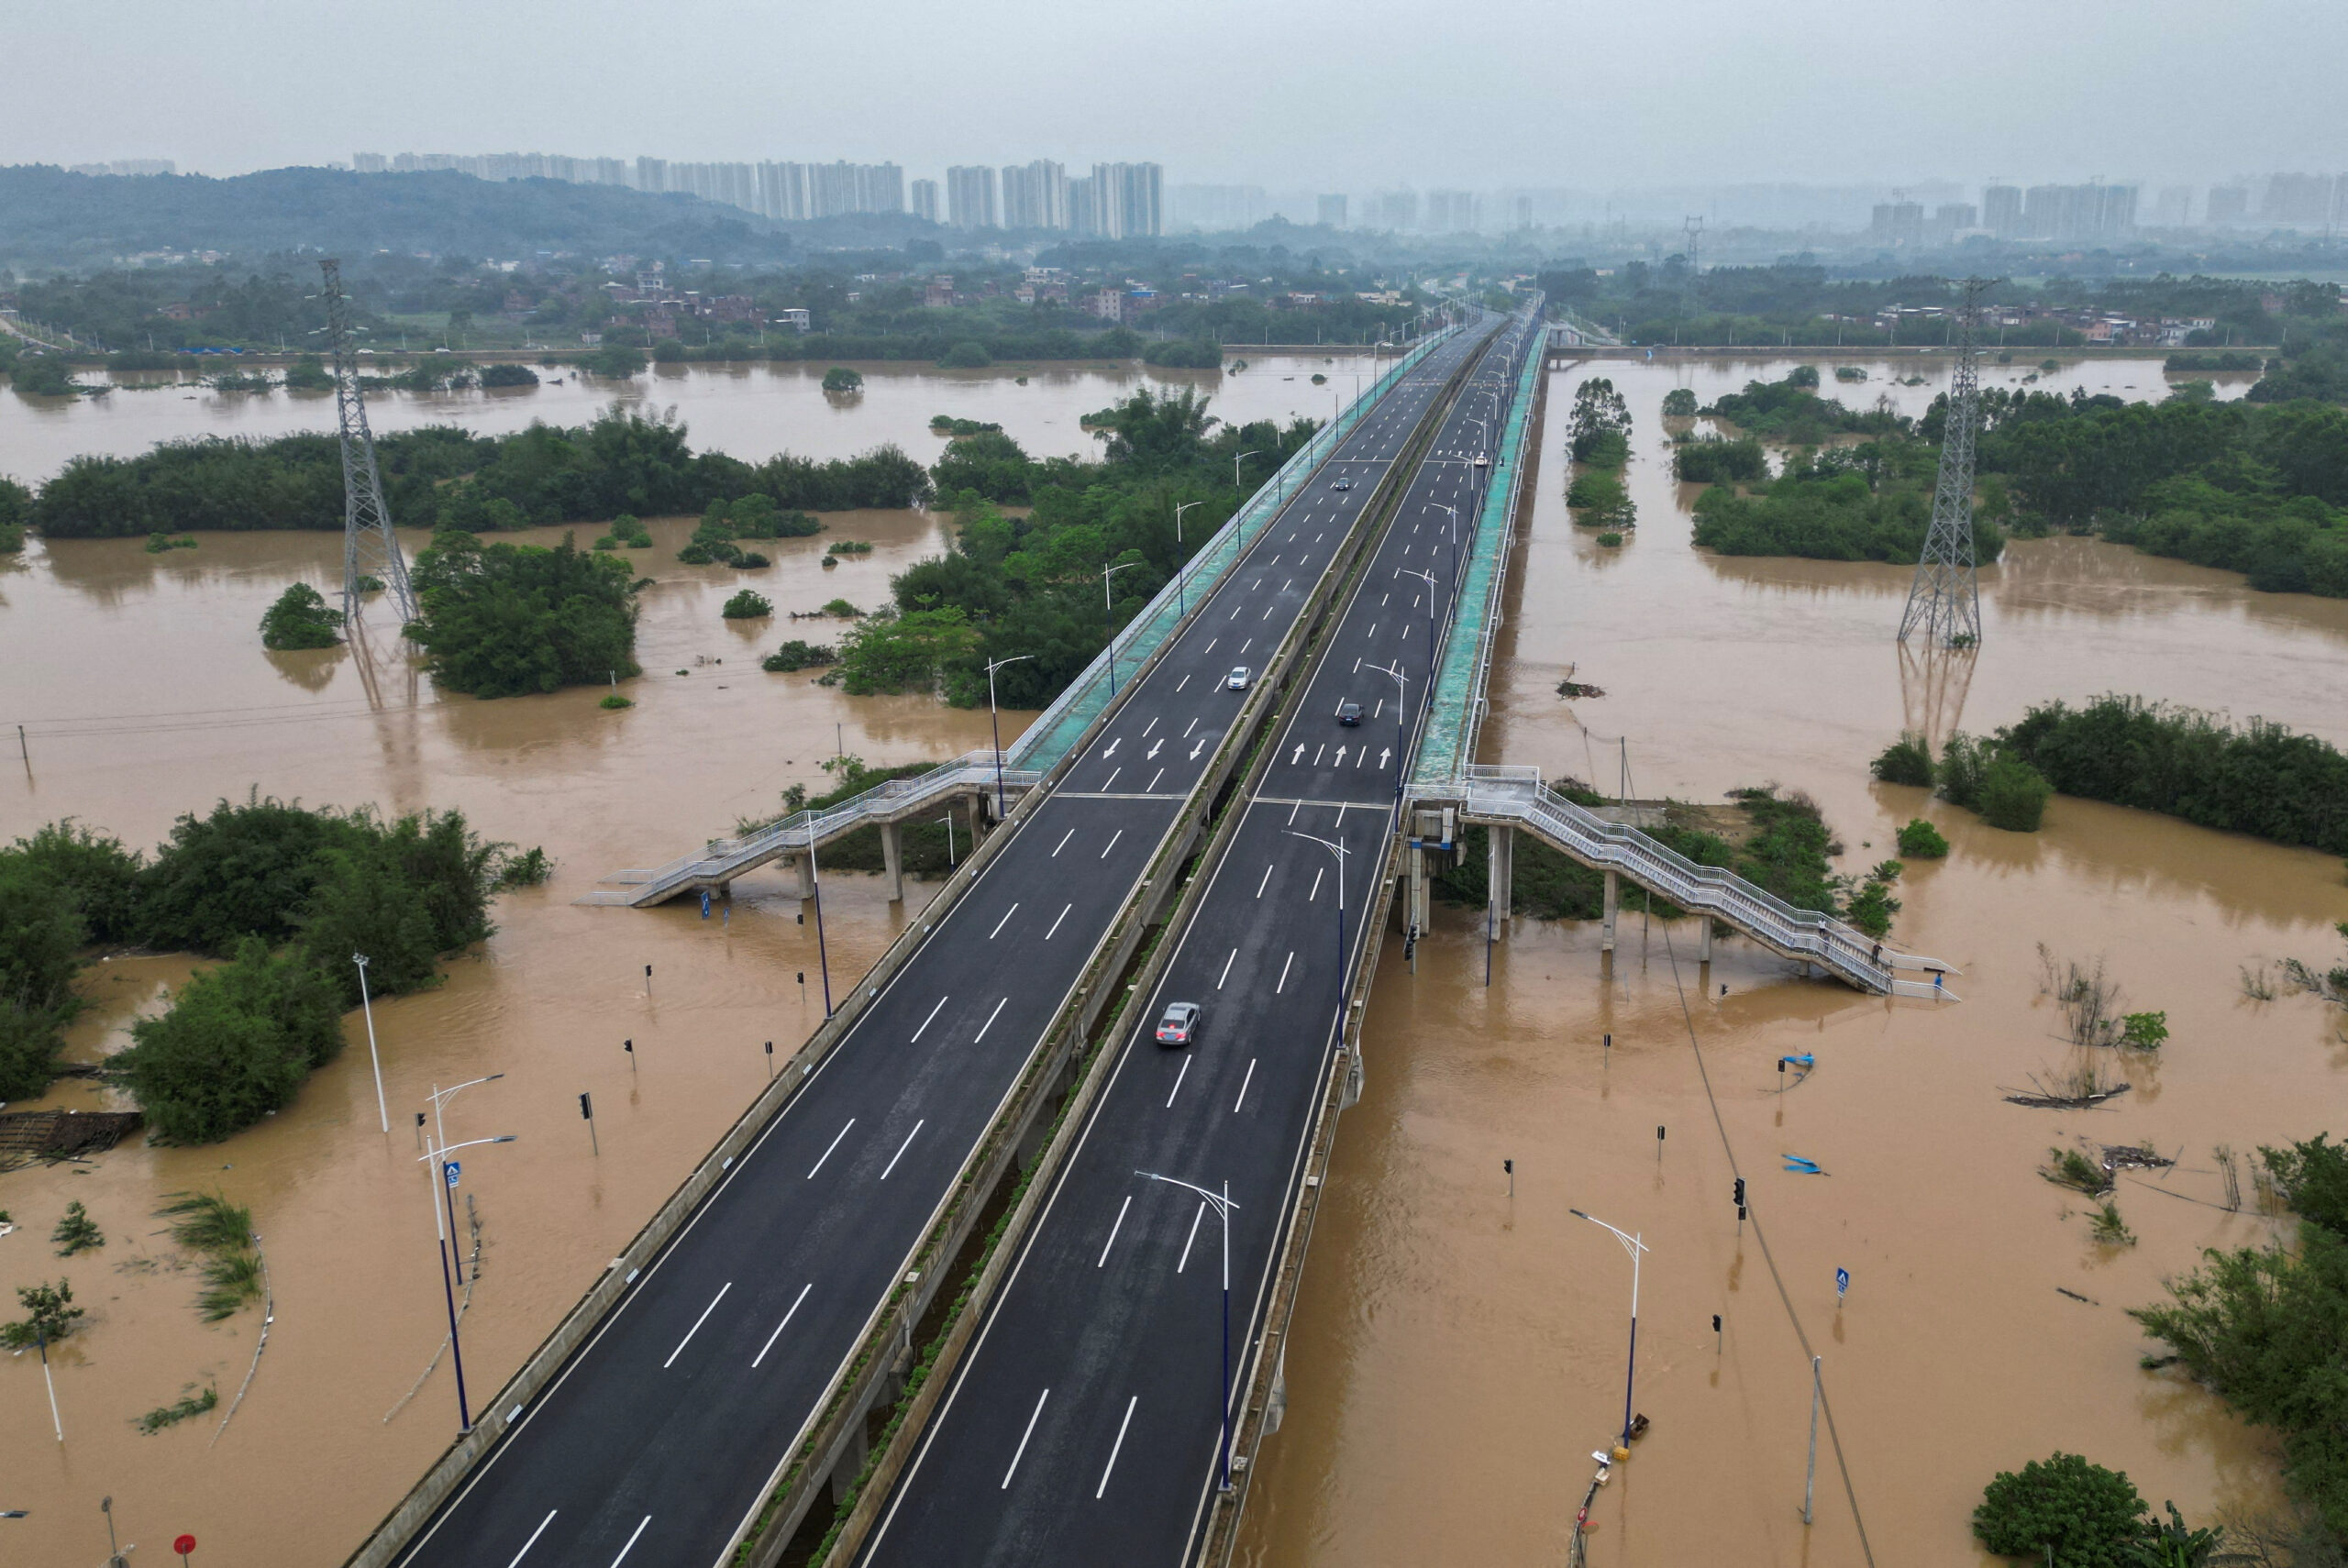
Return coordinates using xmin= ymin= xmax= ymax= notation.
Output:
xmin=1835 ymin=1266 xmax=1850 ymax=1300
xmin=444 ymin=1161 xmax=460 ymax=1189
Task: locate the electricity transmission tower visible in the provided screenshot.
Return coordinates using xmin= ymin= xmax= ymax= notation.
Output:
xmin=1897 ymin=278 xmax=1985 ymax=647
xmin=321 ymin=259 xmax=415 ymax=625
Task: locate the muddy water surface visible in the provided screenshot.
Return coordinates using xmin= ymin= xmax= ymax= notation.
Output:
xmin=0 ymin=351 xmax=1380 ymax=480
xmin=1237 ymin=357 xmax=2348 ymax=1566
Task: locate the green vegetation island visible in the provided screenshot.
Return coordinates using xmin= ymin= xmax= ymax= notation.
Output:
xmin=1 ymin=800 xmax=549 ymax=1133
xmin=1681 ymin=365 xmax=2348 ymax=597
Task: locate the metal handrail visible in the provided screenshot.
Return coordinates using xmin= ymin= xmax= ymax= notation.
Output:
xmin=616 ymin=749 xmax=1038 ymax=899
xmin=1462 ymin=774 xmax=1959 ymax=995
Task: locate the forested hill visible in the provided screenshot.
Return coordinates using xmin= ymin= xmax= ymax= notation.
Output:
xmin=0 ymin=165 xmax=802 ymax=270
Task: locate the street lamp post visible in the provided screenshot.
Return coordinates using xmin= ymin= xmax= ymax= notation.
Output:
xmin=1172 ymin=501 xmax=1204 ymax=617
xmin=1135 ymin=1170 xmax=1241 ymax=1491
xmin=809 ymin=831 xmax=833 ymax=1017
xmin=1569 ymin=1208 xmax=1649 ymax=1449
xmin=353 ymin=953 xmax=388 ymax=1133
xmin=1283 ymin=832 xmax=1350 ymax=1037
xmin=1434 ymin=502 xmax=1461 ymax=582
xmin=1101 ymin=559 xmax=1140 ymax=693
xmin=419 ymin=1121 xmax=516 ymax=1434
xmin=983 ymin=654 xmax=1033 ymax=820
xmin=1233 ymin=449 xmax=1262 ymax=496
xmin=1398 ymin=566 xmax=1440 ymax=671
xmin=1367 ymin=662 xmax=1409 ymax=799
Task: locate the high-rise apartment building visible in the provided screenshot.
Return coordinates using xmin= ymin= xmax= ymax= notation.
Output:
xmin=1425 ymin=190 xmax=1480 ymax=232
xmin=1378 ymin=190 xmax=1419 ymax=230
xmin=2150 ymin=186 xmax=2194 ymax=226
xmin=2018 ymin=182 xmax=2134 ymax=242
xmin=909 ymin=180 xmax=940 ymax=224
xmin=2205 ymin=183 xmax=2251 ymax=225
xmin=1982 ymin=183 xmax=2022 ymax=238
xmin=947 ymin=165 xmax=1000 ymax=229
xmin=1870 ymin=201 xmax=1925 ymax=247
xmin=1317 ymin=193 xmax=1348 ymax=228
xmin=2262 ymin=172 xmax=2339 ymax=226
xmin=1001 ymin=160 xmax=1069 ymax=230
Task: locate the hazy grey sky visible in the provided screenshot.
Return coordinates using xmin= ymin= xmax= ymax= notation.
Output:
xmin=12 ymin=0 xmax=2343 ymax=188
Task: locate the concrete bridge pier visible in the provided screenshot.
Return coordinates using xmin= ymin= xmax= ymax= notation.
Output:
xmin=1486 ymin=824 xmax=1513 ymax=921
xmin=1697 ymin=915 xmax=1712 ymax=966
xmin=792 ymin=854 xmax=814 ymax=901
xmin=1600 ymin=869 xmax=1620 ymax=954
xmin=881 ymin=823 xmax=905 ymax=903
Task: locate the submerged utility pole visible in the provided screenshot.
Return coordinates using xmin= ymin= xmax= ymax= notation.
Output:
xmin=1898 ymin=278 xmax=1986 ymax=648
xmin=321 ymin=259 xmax=416 ymax=626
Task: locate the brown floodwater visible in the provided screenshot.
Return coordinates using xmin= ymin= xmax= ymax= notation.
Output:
xmin=1 ymin=352 xmax=2337 ymax=1567
xmin=1235 ymin=358 xmax=2348 ymax=1566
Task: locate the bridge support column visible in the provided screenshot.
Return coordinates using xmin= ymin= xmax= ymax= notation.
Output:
xmin=880 ymin=822 xmax=905 ymax=903
xmin=792 ymin=854 xmax=814 ymax=901
xmin=1407 ymin=844 xmax=1430 ymax=940
xmin=1488 ymin=824 xmax=1514 ymax=918
xmin=1600 ymin=870 xmax=1619 ymax=954
xmin=1698 ymin=915 xmax=1712 ymax=966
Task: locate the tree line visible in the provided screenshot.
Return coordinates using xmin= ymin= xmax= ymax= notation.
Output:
xmin=28 ymin=407 xmax=931 ymax=538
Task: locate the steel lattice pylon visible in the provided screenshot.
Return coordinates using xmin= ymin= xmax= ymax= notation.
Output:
xmin=321 ymin=259 xmax=416 ymax=626
xmin=1897 ymin=278 xmax=1985 ymax=647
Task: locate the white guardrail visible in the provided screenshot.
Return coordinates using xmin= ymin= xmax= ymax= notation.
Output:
xmin=1461 ymin=766 xmax=1960 ymax=999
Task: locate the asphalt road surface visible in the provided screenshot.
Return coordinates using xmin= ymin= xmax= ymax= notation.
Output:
xmin=388 ymin=322 xmax=1496 ymax=1568
xmin=856 ymin=312 xmax=1540 ymax=1567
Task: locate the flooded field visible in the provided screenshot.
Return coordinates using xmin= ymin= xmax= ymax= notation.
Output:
xmin=1235 ymin=357 xmax=2348 ymax=1565
xmin=4 ymin=350 xmax=2340 ymax=1565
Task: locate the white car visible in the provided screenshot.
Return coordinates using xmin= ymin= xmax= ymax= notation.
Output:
xmin=1226 ymin=667 xmax=1251 ymax=691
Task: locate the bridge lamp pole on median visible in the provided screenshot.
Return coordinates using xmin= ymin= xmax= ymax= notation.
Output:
xmin=1101 ymin=560 xmax=1141 ymax=694
xmin=1282 ymin=831 xmax=1351 ymax=1039
xmin=1172 ymin=501 xmax=1205 ymax=617
xmin=1135 ymin=1170 xmax=1241 ymax=1493
xmin=1569 ymin=1208 xmax=1649 ymax=1450
xmin=1434 ymin=503 xmax=1461 ymax=582
xmin=1398 ymin=567 xmax=1440 ymax=671
xmin=418 ymin=1131 xmax=517 ymax=1433
xmin=983 ymin=654 xmax=1034 ymax=820
xmin=1367 ymin=662 xmax=1410 ymax=800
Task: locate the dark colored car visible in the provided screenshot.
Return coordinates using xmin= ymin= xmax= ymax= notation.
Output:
xmin=1156 ymin=1001 xmax=1201 ymax=1047
xmin=1335 ymin=701 xmax=1363 ymax=726
xmin=1331 ymin=478 xmax=1355 ymax=491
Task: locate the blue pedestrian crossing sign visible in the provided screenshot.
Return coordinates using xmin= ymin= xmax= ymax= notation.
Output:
xmin=1835 ymin=1266 xmax=1849 ymax=1299
xmin=445 ymin=1161 xmax=461 ymax=1189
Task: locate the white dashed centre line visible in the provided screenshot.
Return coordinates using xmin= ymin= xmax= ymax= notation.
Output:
xmin=1046 ymin=903 xmax=1071 ymax=939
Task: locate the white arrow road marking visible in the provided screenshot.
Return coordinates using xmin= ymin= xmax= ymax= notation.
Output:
xmin=1290 ymin=744 xmax=1304 ymax=764
xmin=1101 ymin=738 xmax=1120 ymax=758
xmin=1381 ymin=747 xmax=1394 ymax=767
xmin=1147 ymin=739 xmax=1163 ymax=759
xmin=1190 ymin=738 xmax=1205 ymax=760
xmin=1334 ymin=745 xmax=1348 ymax=766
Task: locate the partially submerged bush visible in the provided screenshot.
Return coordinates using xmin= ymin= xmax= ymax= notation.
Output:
xmin=1871 ymin=734 xmax=1935 ymax=788
xmin=259 ymin=582 xmax=344 ymax=650
xmin=1971 ymin=1452 xmax=2150 ymax=1567
xmin=1895 ymin=818 xmax=1949 ymax=857
xmin=721 ymin=590 xmax=773 ymax=619
xmin=762 ymin=639 xmax=836 ymax=672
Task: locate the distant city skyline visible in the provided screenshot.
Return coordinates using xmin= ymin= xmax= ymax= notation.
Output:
xmin=43 ymin=147 xmax=2348 ymax=241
